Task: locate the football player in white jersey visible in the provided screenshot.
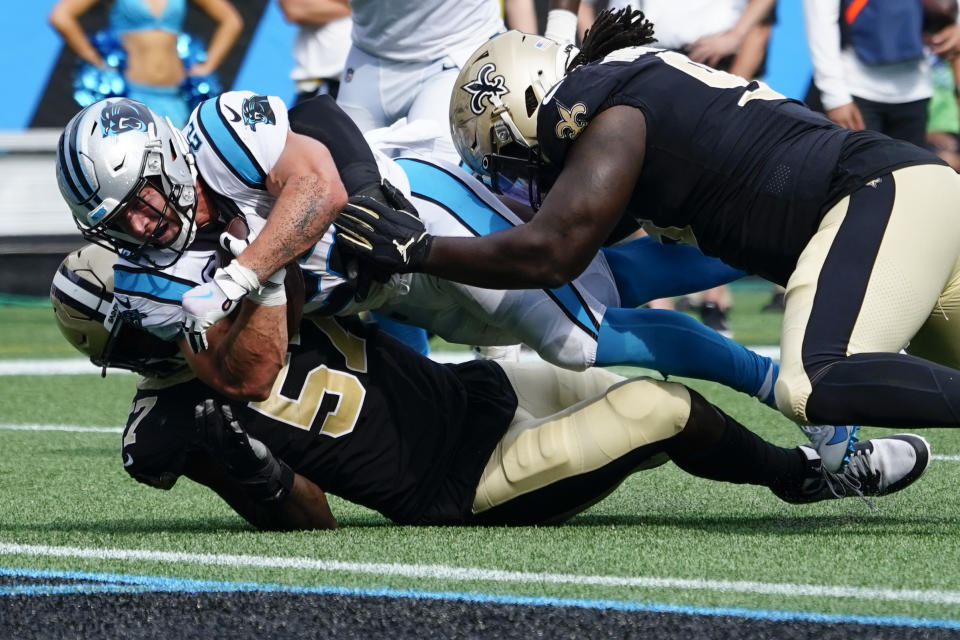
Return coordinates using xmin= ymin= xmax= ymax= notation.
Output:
xmin=57 ymin=94 xmax=858 ymax=469
xmin=337 ymin=0 xmax=582 ymax=353
xmin=56 ymin=94 xmax=349 ymax=397
xmin=337 ymin=0 xmax=583 ymax=165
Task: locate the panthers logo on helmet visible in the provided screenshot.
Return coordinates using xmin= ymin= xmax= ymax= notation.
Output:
xmin=461 ymin=63 xmax=509 ymax=115
xmin=99 ymin=100 xmax=153 ymax=137
xmin=555 ymin=101 xmax=588 ymax=140
xmin=241 ymin=95 xmax=276 ymax=131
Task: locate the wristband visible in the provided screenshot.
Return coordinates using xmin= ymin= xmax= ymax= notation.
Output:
xmin=219 ymin=260 xmax=261 ymax=299
xmin=246 ymin=268 xmax=287 ymax=306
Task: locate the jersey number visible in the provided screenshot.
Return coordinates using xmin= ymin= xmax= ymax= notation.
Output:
xmin=124 ymin=396 xmax=158 ymax=447
xmin=656 ymin=50 xmax=785 ymax=106
xmin=185 ymin=122 xmax=202 ymax=151
xmin=249 ymin=319 xmax=367 ymax=438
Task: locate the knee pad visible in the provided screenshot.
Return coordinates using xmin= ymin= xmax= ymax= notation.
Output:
xmin=774 ymin=374 xmax=810 ymax=424
xmin=473 ymin=376 xmax=689 ymax=512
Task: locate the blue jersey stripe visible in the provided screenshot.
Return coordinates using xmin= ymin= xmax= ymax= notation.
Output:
xmin=113 ymin=269 xmax=193 ymax=304
xmin=197 ymin=97 xmax=266 ymax=189
xmin=398 ymin=158 xmax=512 ymax=235
xmin=398 ymin=158 xmax=600 ymax=336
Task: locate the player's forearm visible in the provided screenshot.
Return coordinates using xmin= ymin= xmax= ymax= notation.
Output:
xmin=240 ymin=175 xmax=346 ymax=283
xmin=216 ymin=302 xmax=287 ymax=400
xmin=185 ymin=455 xmax=336 ymax=531
xmin=425 ymin=225 xmax=586 ymax=289
xmin=271 ymin=474 xmax=338 ymax=530
xmin=185 ymin=302 xmax=287 ymax=401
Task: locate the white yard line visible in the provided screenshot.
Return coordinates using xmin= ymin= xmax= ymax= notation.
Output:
xmin=0 ymin=424 xmax=123 ymax=433
xmin=0 ymin=542 xmax=957 ymax=605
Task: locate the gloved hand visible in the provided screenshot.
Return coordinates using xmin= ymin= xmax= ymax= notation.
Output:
xmin=335 ymin=187 xmax=432 ymax=274
xmin=180 ymin=260 xmax=260 ymax=353
xmin=219 ymin=228 xmax=286 ymax=307
xmin=194 ymin=399 xmax=293 ymax=502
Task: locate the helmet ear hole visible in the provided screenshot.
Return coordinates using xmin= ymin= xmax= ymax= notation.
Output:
xmin=525 ymin=87 xmax=538 ymax=117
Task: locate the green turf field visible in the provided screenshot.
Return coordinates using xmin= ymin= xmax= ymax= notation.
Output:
xmin=1 ymin=290 xmax=958 ymax=625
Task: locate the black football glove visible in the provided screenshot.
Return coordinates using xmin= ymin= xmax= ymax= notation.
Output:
xmin=335 ymin=181 xmax=433 ymax=274
xmin=194 ymin=399 xmax=293 ymax=502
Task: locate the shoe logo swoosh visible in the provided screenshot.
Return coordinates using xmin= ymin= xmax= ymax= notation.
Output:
xmin=115 ymin=296 xmax=132 ymax=309
xmin=224 ymin=105 xmax=242 ymax=123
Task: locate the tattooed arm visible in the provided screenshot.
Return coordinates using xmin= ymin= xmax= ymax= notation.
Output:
xmin=179 ymin=131 xmax=346 ymax=354
xmin=236 ymin=131 xmax=348 ymax=281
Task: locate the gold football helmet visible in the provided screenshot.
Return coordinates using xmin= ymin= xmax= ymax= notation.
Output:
xmin=450 ymin=31 xmax=578 ymax=207
xmin=51 ymin=244 xmax=182 ymax=377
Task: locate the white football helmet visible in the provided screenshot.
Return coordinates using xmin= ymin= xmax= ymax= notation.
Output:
xmin=56 ymin=97 xmax=199 ymax=267
xmin=450 ymin=31 xmax=577 ymax=207
xmin=51 ymin=244 xmax=184 ymax=377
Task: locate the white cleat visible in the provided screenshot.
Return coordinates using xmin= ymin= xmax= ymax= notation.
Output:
xmin=773 ymin=434 xmax=930 ymax=505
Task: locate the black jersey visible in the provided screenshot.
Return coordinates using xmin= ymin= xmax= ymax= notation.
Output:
xmin=538 ymin=47 xmax=941 ymax=284
xmin=121 ymin=317 xmax=517 ymax=525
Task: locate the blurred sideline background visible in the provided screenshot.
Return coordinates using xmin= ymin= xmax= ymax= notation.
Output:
xmin=0 ymin=0 xmax=811 ymax=297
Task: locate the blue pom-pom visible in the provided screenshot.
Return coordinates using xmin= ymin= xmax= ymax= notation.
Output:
xmin=180 ymin=74 xmax=222 ymax=110
xmin=72 ymin=29 xmax=222 ymax=109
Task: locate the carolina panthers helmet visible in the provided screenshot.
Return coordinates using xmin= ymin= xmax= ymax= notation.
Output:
xmin=450 ymin=31 xmax=578 ymax=208
xmin=51 ymin=244 xmax=183 ymax=377
xmin=55 ymin=97 xmax=198 ymax=267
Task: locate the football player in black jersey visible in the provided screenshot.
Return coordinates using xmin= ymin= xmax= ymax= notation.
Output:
xmin=49 ymin=245 xmax=930 ymax=529
xmin=336 ymin=9 xmax=960 ymax=432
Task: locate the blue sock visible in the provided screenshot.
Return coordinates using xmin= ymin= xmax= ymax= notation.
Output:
xmin=596 ymin=307 xmax=776 ymax=402
xmin=370 ymin=313 xmax=430 ymax=356
xmin=602 ymin=237 xmax=746 ymax=306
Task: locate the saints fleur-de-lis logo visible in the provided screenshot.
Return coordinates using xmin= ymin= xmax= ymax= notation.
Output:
xmin=461 ymin=63 xmax=509 ymax=115
xmin=555 ymin=102 xmax=588 ymax=140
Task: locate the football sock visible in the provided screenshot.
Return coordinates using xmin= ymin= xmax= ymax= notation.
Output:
xmin=371 ymin=313 xmax=430 ymax=355
xmin=667 ymin=390 xmax=806 ymax=487
xmin=597 ymin=307 xmax=775 ymax=401
xmin=601 ymin=236 xmax=745 ymax=305
xmin=805 ymin=352 xmax=960 ymax=426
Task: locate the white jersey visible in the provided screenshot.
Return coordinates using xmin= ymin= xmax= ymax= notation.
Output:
xmin=113 ymin=244 xmax=219 ymax=342
xmin=183 ymin=90 xmax=290 ymax=219
xmin=349 ymin=0 xmax=503 ymax=65
xmin=113 ymin=90 xmax=290 ymax=341
xmin=111 ymin=107 xmax=619 ymax=369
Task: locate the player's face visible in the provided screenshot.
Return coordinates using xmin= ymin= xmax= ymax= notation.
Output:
xmin=114 ymin=184 xmax=183 ymax=247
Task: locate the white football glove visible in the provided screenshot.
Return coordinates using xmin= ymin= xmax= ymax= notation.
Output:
xmin=220 ymin=228 xmax=251 ymax=258
xmin=181 ymin=260 xmax=260 ymax=353
xmin=219 ymin=228 xmax=286 ymax=307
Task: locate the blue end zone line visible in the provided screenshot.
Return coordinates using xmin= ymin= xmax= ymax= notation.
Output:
xmin=1 ymin=567 xmax=957 ymax=630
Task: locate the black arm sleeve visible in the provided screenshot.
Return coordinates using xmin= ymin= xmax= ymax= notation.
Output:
xmin=287 ymin=95 xmax=382 ymax=195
